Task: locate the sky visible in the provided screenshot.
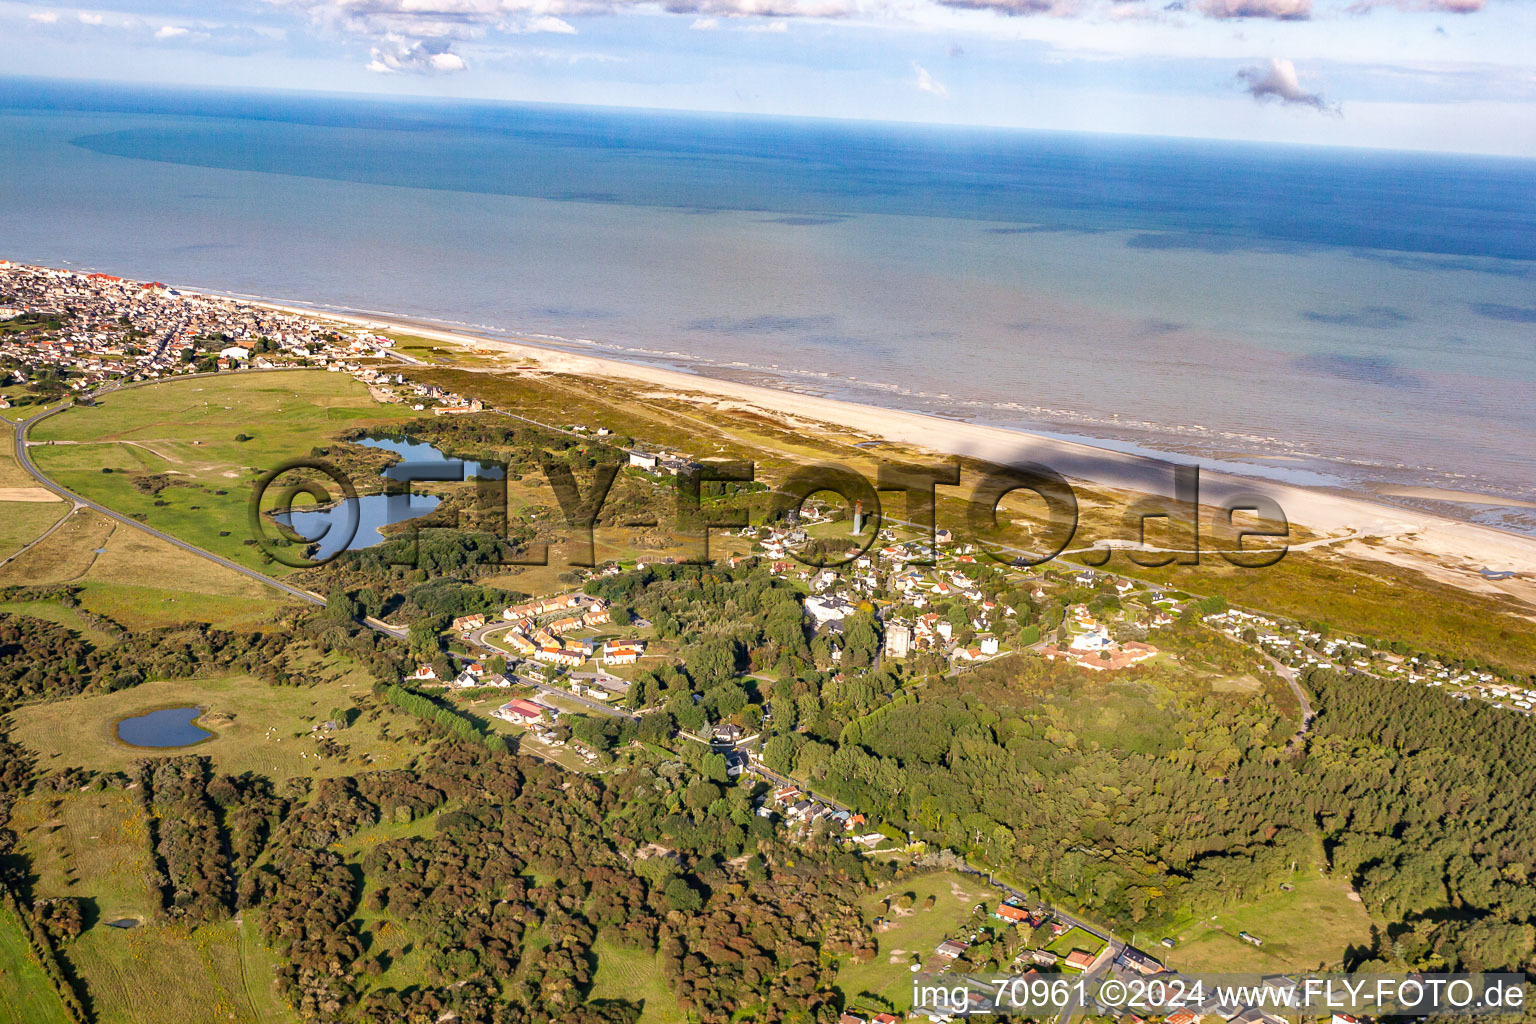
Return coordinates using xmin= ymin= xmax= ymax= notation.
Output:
xmin=0 ymin=0 xmax=1533 ymax=155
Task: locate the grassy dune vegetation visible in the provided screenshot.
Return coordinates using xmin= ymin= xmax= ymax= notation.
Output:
xmin=28 ymin=370 xmax=415 ymax=574
xmin=12 ymin=790 xmax=160 ymax=926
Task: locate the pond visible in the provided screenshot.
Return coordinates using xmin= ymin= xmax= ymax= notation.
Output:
xmin=271 ymin=435 xmax=503 ymax=559
xmin=115 ymin=707 xmax=212 ymax=748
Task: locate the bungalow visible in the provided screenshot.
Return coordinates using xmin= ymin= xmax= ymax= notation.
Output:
xmin=935 ymin=939 xmax=969 ymax=959
xmin=406 ymin=664 xmax=437 ymax=682
xmin=452 ymin=614 xmax=486 ymax=633
xmin=1064 ymin=949 xmax=1097 ymax=971
xmin=582 ymin=605 xmax=611 ymax=627
xmin=994 ymin=903 xmax=1031 ymax=924
xmin=496 ymin=699 xmax=546 ymax=726
xmin=548 ymin=615 xmax=585 ymax=634
xmin=480 ymin=673 xmax=512 ymax=689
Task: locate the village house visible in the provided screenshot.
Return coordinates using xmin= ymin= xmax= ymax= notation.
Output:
xmin=495 ymin=699 xmax=546 ymax=726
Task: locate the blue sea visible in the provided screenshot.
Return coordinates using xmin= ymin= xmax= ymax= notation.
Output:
xmin=3 ymin=77 xmax=1534 ymax=530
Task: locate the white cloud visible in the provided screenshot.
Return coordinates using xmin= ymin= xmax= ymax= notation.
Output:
xmin=28 ymin=10 xmax=58 ymax=22
xmin=154 ymin=24 xmax=188 ymax=38
xmin=527 ymin=15 xmax=577 ymax=32
xmin=78 ymin=10 xmax=103 ymax=24
xmin=366 ymin=34 xmax=469 ymax=73
xmin=690 ymin=15 xmax=720 ymax=26
xmin=913 ymin=61 xmax=949 ymax=96
xmin=1199 ymin=0 xmax=1310 ymax=18
xmin=1237 ymin=57 xmax=1340 ymax=112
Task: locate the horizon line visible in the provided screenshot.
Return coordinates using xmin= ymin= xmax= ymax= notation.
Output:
xmin=4 ymin=72 xmax=1534 ymax=165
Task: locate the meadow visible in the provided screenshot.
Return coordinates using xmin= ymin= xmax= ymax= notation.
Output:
xmin=588 ymin=938 xmax=684 ymax=1024
xmin=8 ymin=665 xmax=420 ymax=781
xmin=9 ymin=786 xmax=296 ymax=1024
xmin=28 ymin=370 xmax=416 ymax=575
xmin=0 ymin=902 xmax=75 ymax=1024
xmin=0 ymin=508 xmax=293 ymax=630
xmin=12 ymin=789 xmax=160 ymax=926
xmin=1159 ymin=844 xmax=1372 ymax=973
xmin=834 ymin=869 xmax=985 ymax=1012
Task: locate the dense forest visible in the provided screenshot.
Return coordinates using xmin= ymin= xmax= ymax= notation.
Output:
xmin=4 ymin=533 xmax=1536 ymax=1024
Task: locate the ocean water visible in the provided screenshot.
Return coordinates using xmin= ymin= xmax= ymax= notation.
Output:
xmin=3 ymin=78 xmax=1534 ymax=531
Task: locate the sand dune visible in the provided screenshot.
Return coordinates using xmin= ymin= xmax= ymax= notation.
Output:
xmin=253 ymin=299 xmax=1536 ymax=596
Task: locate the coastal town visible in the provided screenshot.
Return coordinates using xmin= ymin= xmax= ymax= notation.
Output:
xmin=0 ymin=261 xmax=481 ymax=414
xmin=0 ymin=260 xmax=1513 ymax=1024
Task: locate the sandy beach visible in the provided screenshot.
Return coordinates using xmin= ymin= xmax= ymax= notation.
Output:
xmin=252 ymin=297 xmax=1536 ymax=602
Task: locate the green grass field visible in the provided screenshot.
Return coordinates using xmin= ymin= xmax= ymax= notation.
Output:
xmin=835 ymin=870 xmax=985 ymax=1011
xmin=9 ymin=667 xmax=419 ymax=781
xmin=29 ymin=370 xmax=416 ymax=576
xmin=12 ymin=790 xmax=159 ymax=926
xmin=589 ymin=938 xmax=683 ymax=1024
xmin=1044 ymin=926 xmax=1106 ymax=957
xmin=0 ymin=500 xmax=68 ymax=562
xmin=0 ymin=597 xmax=118 ymax=648
xmin=0 ymin=902 xmax=75 ymax=1024
xmin=1160 ymin=846 xmax=1372 ymax=973
xmin=0 ymin=506 xmax=294 ymax=631
xmin=64 ymin=919 xmax=274 ymax=1024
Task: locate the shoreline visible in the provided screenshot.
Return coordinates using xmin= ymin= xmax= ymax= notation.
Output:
xmin=232 ymin=294 xmax=1536 ymax=597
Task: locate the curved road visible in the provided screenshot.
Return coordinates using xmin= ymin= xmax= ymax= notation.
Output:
xmin=8 ymin=371 xmax=405 ymax=641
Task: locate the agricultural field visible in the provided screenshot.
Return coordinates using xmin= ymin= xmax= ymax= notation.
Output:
xmin=0 ymin=902 xmax=74 ymax=1024
xmin=28 ymin=370 xmax=416 ymax=574
xmin=8 ymin=666 xmax=420 ymax=781
xmin=835 ymin=870 xmax=985 ymax=1012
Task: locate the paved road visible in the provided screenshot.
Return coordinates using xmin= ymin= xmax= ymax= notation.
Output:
xmin=8 ymin=370 xmax=409 ymax=643
xmin=0 ymin=496 xmax=83 ymax=570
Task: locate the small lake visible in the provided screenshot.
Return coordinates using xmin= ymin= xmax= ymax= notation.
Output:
xmin=272 ymin=435 xmax=503 ymax=559
xmin=116 ymin=707 xmax=212 ymax=748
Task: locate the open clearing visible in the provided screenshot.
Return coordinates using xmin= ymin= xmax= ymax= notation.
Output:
xmin=13 ymin=789 xmax=159 ymax=926
xmin=589 ymin=938 xmax=683 ymax=1024
xmin=0 ymin=597 xmax=119 ymax=648
xmin=0 ymin=507 xmax=294 ymax=630
xmin=0 ymin=500 xmax=68 ymax=562
xmin=9 ymin=667 xmax=420 ymax=781
xmin=0 ymin=901 xmax=74 ymax=1024
xmin=28 ymin=370 xmax=415 ymax=575
xmin=1162 ymin=848 xmax=1373 ymax=973
xmin=835 ymin=870 xmax=982 ymax=1011
xmin=63 ymin=918 xmax=279 ymax=1024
